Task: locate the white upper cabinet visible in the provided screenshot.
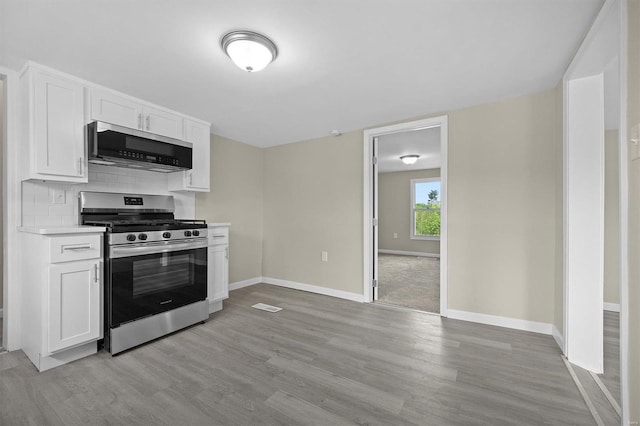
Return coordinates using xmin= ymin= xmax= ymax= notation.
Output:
xmin=90 ymin=89 xmax=142 ymax=130
xmin=144 ymin=105 xmax=184 ymax=139
xmin=20 ymin=64 xmax=87 ymax=183
xmin=168 ymin=118 xmax=211 ymax=192
xmin=89 ymin=89 xmax=183 ymax=139
xmin=18 ymin=62 xmax=210 ymax=189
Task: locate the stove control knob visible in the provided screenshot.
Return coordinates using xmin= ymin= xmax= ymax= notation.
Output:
xmin=138 ymin=233 xmax=148 ymax=241
xmin=162 ymin=232 xmax=172 ymax=239
xmin=126 ymin=234 xmax=136 ymax=242
xmin=192 ymin=230 xmax=200 ymax=237
xmin=184 ymin=230 xmax=192 ymax=237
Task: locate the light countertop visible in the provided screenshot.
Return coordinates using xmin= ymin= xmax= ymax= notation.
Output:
xmin=208 ymin=223 xmax=231 ymax=228
xmin=19 ymin=225 xmax=107 ymax=235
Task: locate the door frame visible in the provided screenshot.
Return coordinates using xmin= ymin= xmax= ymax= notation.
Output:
xmin=561 ymin=0 xmax=629 ymax=422
xmin=363 ymin=115 xmax=448 ymax=316
xmin=0 ymin=65 xmax=21 ymax=351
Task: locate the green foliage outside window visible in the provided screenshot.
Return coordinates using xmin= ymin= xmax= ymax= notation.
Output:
xmin=415 ymin=202 xmax=440 ymax=236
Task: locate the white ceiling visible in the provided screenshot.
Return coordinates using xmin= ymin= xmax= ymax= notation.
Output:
xmin=0 ymin=0 xmax=603 ymax=147
xmin=378 ymin=128 xmax=440 ymax=173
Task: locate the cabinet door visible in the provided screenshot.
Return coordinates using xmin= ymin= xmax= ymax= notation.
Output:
xmin=47 ymin=260 xmax=102 ymax=353
xmin=168 ymin=119 xmax=210 ymax=192
xmin=90 ymin=88 xmax=143 ymax=130
xmin=33 ymin=71 xmax=86 ymax=180
xmin=143 ymin=105 xmax=183 ymax=139
xmin=185 ymin=119 xmax=210 ymax=191
xmin=208 ymin=245 xmax=229 ymax=303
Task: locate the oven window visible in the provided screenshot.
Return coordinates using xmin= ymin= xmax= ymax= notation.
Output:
xmin=132 ymin=253 xmax=192 ymax=297
xmin=108 ymin=246 xmax=207 ymax=327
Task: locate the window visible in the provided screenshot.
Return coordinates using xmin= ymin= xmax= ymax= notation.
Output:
xmin=411 ymin=178 xmax=440 ymax=239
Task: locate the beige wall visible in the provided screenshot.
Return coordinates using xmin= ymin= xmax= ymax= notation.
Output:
xmin=627 ymin=0 xmax=639 ymax=420
xmin=197 ymin=90 xmax=561 ymax=327
xmin=257 ymin=89 xmax=559 ymax=324
xmin=195 ymin=134 xmax=264 ymax=284
xmin=604 ymin=130 xmax=620 ymax=305
xmin=553 ymin=82 xmax=564 ymax=334
xmin=378 ymin=169 xmax=440 ymax=254
xmin=447 ymin=90 xmax=558 ymax=324
xmin=262 ymin=131 xmax=363 ymax=295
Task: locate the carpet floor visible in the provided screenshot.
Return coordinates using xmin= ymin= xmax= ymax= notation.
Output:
xmin=377 ymin=253 xmax=440 ymax=313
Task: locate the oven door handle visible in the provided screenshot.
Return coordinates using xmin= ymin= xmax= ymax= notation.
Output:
xmin=109 ymin=239 xmax=208 ymax=258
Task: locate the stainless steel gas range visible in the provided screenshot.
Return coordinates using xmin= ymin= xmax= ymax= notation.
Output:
xmin=79 ymin=191 xmax=208 ymax=354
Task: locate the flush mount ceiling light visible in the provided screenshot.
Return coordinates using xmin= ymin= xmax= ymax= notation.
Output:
xmin=221 ymin=30 xmax=278 ymax=72
xmin=400 ymin=155 xmax=420 ymax=165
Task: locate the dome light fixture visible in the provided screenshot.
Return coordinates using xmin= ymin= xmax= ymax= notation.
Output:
xmin=400 ymin=155 xmax=420 ymax=165
xmin=221 ymin=30 xmax=278 ymax=72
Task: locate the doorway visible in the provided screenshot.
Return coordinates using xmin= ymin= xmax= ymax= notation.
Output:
xmin=363 ymin=116 xmax=448 ymax=316
xmin=562 ymin=0 xmax=628 ymax=421
xmin=375 ymin=128 xmax=442 ymax=313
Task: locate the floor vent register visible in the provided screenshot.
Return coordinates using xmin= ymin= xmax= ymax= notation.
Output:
xmin=252 ymin=303 xmax=283 ymax=313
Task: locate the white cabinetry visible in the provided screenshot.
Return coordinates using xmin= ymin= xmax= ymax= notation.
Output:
xmin=21 ymin=230 xmax=104 ymax=371
xmin=90 ymin=88 xmax=183 ymax=139
xmin=207 ymin=225 xmax=229 ymax=313
xmin=20 ymin=63 xmax=87 ymax=183
xmin=168 ymin=118 xmax=211 ymax=192
xmin=47 ymin=259 xmax=101 ymax=353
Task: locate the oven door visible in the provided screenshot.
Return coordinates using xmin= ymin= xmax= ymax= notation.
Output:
xmin=107 ymin=239 xmax=207 ymax=327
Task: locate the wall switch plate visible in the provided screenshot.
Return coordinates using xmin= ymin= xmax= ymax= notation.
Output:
xmin=321 ymin=251 xmax=328 ymax=262
xmin=393 ymin=232 xmax=398 ymax=239
xmin=49 ymin=188 xmax=66 ymax=205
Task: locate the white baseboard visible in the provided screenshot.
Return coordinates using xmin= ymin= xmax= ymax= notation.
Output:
xmin=229 ymin=277 xmax=262 ymax=291
xmin=378 ymin=249 xmax=440 ymax=258
xmin=447 ymin=309 xmax=553 ymax=335
xmin=603 ymin=302 xmax=620 ymax=312
xmin=552 ymin=324 xmax=565 ymax=353
xmin=262 ymin=277 xmax=365 ymax=303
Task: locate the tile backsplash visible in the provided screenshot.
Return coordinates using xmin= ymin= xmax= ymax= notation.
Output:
xmin=22 ymin=164 xmax=195 ymax=227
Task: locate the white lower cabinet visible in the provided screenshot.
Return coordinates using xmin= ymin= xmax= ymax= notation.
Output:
xmin=207 ymin=225 xmax=229 ymax=313
xmin=20 ymin=229 xmax=104 ymax=372
xmin=47 ymin=260 xmax=102 ymax=353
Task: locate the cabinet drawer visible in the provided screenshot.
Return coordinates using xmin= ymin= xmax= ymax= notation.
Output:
xmin=49 ymin=235 xmax=102 ymax=263
xmin=208 ymin=227 xmax=229 ymax=246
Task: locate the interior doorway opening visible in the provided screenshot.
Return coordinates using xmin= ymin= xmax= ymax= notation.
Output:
xmin=375 ymin=129 xmax=442 ymax=313
xmin=363 ymin=115 xmax=448 ymax=316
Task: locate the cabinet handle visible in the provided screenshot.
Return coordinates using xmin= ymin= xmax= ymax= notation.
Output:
xmin=94 ymin=263 xmax=99 ymax=283
xmin=138 ymin=113 xmax=143 ymax=129
xmin=225 ymin=247 xmax=229 ymax=260
xmin=189 ymin=172 xmax=193 ymax=186
xmin=63 ymin=244 xmax=92 ymax=251
xmin=146 ymin=115 xmax=150 ymax=130
xmin=77 ymin=157 xmax=83 ymax=175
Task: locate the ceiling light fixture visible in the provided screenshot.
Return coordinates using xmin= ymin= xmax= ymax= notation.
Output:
xmin=221 ymin=30 xmax=278 ymax=72
xmin=400 ymin=155 xmax=420 ymax=165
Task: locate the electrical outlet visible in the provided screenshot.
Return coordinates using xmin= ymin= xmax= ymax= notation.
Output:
xmin=393 ymin=232 xmax=398 ymax=239
xmin=321 ymin=251 xmax=328 ymax=262
xmin=49 ymin=188 xmax=66 ymax=205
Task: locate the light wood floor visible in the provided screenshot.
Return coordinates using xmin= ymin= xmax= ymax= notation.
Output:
xmin=0 ymin=284 xmax=595 ymax=425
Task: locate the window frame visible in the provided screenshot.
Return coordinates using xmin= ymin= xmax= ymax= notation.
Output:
xmin=410 ymin=177 xmax=441 ymax=241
